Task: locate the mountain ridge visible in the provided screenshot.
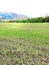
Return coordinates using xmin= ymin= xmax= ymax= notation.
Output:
xmin=0 ymin=12 xmax=28 ymax=21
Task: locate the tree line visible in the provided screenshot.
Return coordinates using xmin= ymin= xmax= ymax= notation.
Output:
xmin=9 ymin=16 xmax=49 ymax=23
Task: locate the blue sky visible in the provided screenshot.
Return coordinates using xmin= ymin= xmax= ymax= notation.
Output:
xmin=0 ymin=0 xmax=49 ymax=17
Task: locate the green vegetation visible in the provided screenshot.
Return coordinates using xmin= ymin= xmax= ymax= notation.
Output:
xmin=0 ymin=23 xmax=49 ymax=65
xmin=8 ymin=16 xmax=49 ymax=23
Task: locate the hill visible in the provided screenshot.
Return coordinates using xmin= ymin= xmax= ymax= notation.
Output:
xmin=0 ymin=12 xmax=28 ymax=21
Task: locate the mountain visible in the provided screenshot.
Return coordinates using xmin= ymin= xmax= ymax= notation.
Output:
xmin=0 ymin=12 xmax=28 ymax=21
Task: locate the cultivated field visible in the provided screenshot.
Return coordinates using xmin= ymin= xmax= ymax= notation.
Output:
xmin=0 ymin=23 xmax=49 ymax=65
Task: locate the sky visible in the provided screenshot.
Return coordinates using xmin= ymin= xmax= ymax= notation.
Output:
xmin=0 ymin=0 xmax=49 ymax=17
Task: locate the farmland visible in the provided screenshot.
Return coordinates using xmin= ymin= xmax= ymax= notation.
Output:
xmin=0 ymin=23 xmax=49 ymax=65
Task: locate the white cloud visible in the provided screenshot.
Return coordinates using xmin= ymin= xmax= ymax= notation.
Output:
xmin=0 ymin=0 xmax=49 ymax=17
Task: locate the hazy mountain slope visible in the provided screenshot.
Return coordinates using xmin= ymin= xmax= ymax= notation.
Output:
xmin=0 ymin=12 xmax=28 ymax=21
